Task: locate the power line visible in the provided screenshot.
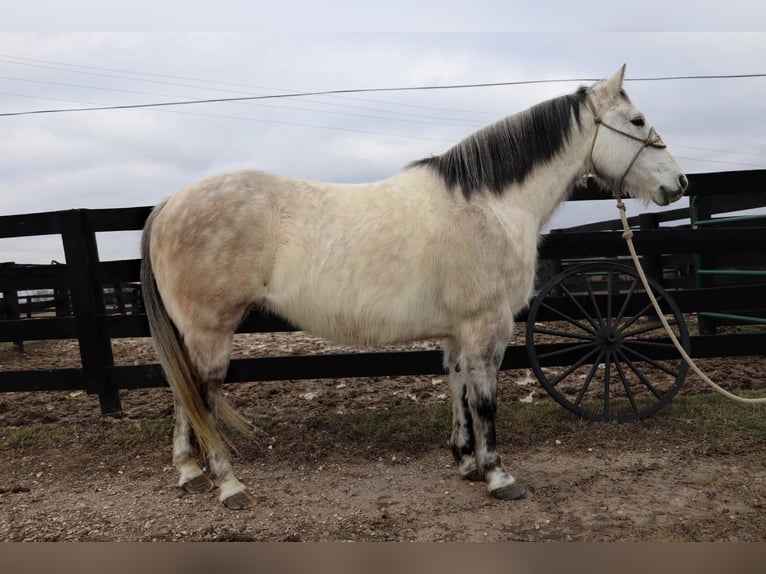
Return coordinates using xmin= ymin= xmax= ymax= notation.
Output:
xmin=629 ymin=74 xmax=766 ymax=82
xmin=0 ymin=79 xmax=598 ymax=117
xmin=5 ymin=52 xmax=765 ymax=87
xmin=672 ymin=143 xmax=766 ymax=161
xmin=2 ymin=64 xmax=765 ymax=169
xmin=0 ymin=53 xmax=287 ymax=91
xmin=4 ymin=52 xmax=766 ymax=118
xmin=4 ymin=73 xmax=766 ymax=118
xmin=0 ymin=55 xmax=502 ymax=118
xmin=4 ymin=89 xmax=763 ymax=168
xmin=675 ymin=155 xmax=766 ymax=169
xmin=0 ymin=51 xmax=591 ymax=119
xmin=0 ymin=75 xmax=486 ymax=127
xmin=0 ymin=90 xmax=474 ymax=138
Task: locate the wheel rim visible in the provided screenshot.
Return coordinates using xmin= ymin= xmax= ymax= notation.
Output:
xmin=525 ymin=262 xmax=690 ymax=422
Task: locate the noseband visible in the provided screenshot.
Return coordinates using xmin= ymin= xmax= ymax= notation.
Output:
xmin=585 ymin=93 xmax=667 ymax=199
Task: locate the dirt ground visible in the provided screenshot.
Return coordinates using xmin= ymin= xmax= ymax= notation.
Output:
xmin=1 ymin=331 xmax=765 ymax=542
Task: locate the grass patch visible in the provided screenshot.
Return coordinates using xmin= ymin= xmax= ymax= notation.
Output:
xmin=96 ymin=418 xmax=174 ymax=450
xmin=0 ymin=418 xmax=173 ymax=453
xmin=2 ymin=392 xmax=763 ymax=461
xmin=500 ymin=391 xmax=766 ymax=454
xmin=336 ymin=404 xmax=452 ymax=453
xmin=657 ymin=391 xmax=766 ymax=445
xmin=0 ymin=424 xmax=76 ymax=450
xmin=284 ymin=404 xmax=453 ymax=458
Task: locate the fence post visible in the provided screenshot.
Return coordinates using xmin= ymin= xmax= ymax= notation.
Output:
xmin=0 ymin=265 xmax=24 ymax=353
xmin=51 ymin=261 xmax=72 ymax=317
xmin=638 ymin=213 xmax=662 ymax=285
xmin=691 ymin=196 xmax=716 ymax=335
xmin=59 ymin=209 xmax=122 ymax=416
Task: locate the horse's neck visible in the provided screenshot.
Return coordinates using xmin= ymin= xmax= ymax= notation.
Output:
xmin=496 ymin=123 xmax=594 ymax=231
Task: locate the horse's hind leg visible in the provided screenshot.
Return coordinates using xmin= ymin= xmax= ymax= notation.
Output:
xmin=173 ymin=401 xmax=213 ymax=493
xmin=183 ymin=328 xmax=258 ymax=510
xmin=204 ymin=377 xmax=258 ymax=510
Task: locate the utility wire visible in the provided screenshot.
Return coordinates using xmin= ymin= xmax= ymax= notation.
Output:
xmin=0 ymin=55 xmax=502 ymax=117
xmin=5 ymin=90 xmax=765 ymax=166
xmin=5 ymin=53 xmax=765 ymax=87
xmin=4 ymin=73 xmax=766 ymax=118
xmin=0 ymin=75 xmax=486 ymax=126
xmin=2 ymin=66 xmax=766 ymax=168
xmin=0 ymin=79 xmax=598 ymax=117
xmin=0 ymin=91 xmax=458 ymax=143
xmin=0 ymin=53 xmax=292 ymax=90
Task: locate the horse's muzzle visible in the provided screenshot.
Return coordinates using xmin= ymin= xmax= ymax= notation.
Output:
xmin=659 ymin=175 xmax=688 ymax=205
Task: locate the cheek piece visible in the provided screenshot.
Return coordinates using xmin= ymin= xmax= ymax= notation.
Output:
xmin=585 ymin=93 xmax=667 ymax=200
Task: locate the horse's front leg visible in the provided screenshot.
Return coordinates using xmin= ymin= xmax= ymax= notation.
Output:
xmin=444 ymin=339 xmax=481 ymax=482
xmin=459 ymin=317 xmax=526 ymax=500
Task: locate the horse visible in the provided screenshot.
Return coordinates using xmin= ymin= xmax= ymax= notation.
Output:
xmin=140 ymin=65 xmax=688 ymax=510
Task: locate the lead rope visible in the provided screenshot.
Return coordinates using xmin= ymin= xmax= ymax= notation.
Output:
xmin=585 ymin=89 xmax=765 ymax=404
xmin=616 ymin=197 xmax=766 ymax=404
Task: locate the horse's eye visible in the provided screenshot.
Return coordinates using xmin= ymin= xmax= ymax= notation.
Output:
xmin=631 ymin=116 xmax=645 ymax=128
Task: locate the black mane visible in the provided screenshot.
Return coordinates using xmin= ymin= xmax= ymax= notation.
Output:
xmin=409 ymin=87 xmax=588 ymax=198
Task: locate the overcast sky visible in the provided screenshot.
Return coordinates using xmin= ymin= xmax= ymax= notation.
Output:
xmin=2 ymin=27 xmax=766 ymax=263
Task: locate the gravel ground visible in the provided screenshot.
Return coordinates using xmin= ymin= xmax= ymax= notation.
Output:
xmin=2 ymin=330 xmax=765 ymax=541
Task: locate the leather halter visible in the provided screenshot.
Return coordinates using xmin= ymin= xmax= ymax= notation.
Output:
xmin=585 ymin=93 xmax=667 ymax=199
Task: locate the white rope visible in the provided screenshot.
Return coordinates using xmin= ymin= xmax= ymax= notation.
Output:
xmin=616 ymin=198 xmax=766 ymax=404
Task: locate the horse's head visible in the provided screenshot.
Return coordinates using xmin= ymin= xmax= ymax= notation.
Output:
xmin=586 ymin=65 xmax=687 ymax=206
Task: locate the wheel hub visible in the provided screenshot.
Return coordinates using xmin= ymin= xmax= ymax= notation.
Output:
xmin=596 ymin=326 xmax=623 ymax=349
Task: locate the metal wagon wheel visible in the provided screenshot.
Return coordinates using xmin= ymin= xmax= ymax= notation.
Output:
xmin=525 ymin=261 xmax=690 ymax=422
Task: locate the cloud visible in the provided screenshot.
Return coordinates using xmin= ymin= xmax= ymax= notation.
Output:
xmin=2 ymin=32 xmax=766 ymax=264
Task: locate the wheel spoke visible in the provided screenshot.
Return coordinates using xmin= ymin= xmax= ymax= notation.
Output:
xmin=550 ymin=346 xmax=602 ymax=386
xmin=602 ymin=351 xmax=612 ymax=419
xmin=624 ymin=339 xmax=677 ymax=350
xmin=621 ymin=345 xmax=681 ymax=378
xmin=616 ymin=348 xmax=664 ymax=399
xmin=606 ymin=270 xmax=615 ymax=326
xmin=537 ymin=341 xmax=597 ymax=360
xmin=618 ymin=295 xmax=667 ymax=332
xmin=574 ymin=351 xmax=604 ymax=407
xmin=559 ymin=283 xmax=601 ymax=332
xmin=540 ymin=302 xmax=598 ymax=336
xmin=533 ymin=326 xmax=596 ymax=342
xmin=614 ymin=276 xmax=640 ymax=326
xmin=613 ymin=357 xmax=639 ymax=413
xmin=581 ymin=271 xmax=605 ymax=328
xmin=622 ymin=320 xmax=678 ymax=338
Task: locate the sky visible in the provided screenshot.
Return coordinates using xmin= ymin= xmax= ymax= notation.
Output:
xmin=2 ymin=26 xmax=766 ymax=263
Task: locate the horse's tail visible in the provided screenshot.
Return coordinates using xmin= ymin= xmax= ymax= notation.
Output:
xmin=140 ymin=203 xmax=249 ymax=458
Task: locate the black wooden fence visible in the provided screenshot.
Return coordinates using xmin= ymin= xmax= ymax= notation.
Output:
xmin=2 ymin=170 xmax=766 ymax=415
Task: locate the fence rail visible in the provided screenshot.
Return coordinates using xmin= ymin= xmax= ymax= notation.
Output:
xmin=2 ymin=170 xmax=766 ymax=415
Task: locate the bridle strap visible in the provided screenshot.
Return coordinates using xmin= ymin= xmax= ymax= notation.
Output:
xmin=585 ymin=93 xmax=667 ymax=199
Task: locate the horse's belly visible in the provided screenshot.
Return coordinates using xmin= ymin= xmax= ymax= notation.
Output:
xmin=264 ymin=275 xmax=450 ymax=346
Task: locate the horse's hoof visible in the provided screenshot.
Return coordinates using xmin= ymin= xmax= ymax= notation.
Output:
xmin=181 ymin=474 xmax=213 ymax=494
xmin=490 ymin=483 xmax=527 ymax=500
xmin=222 ymin=489 xmax=258 ymax=510
xmin=461 ymin=469 xmax=483 ymax=482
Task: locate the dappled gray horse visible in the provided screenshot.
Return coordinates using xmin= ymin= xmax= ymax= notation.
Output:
xmin=141 ymin=66 xmax=687 ymax=509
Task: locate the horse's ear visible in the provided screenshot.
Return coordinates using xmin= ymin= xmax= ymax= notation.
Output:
xmin=602 ymin=64 xmax=627 ymax=98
